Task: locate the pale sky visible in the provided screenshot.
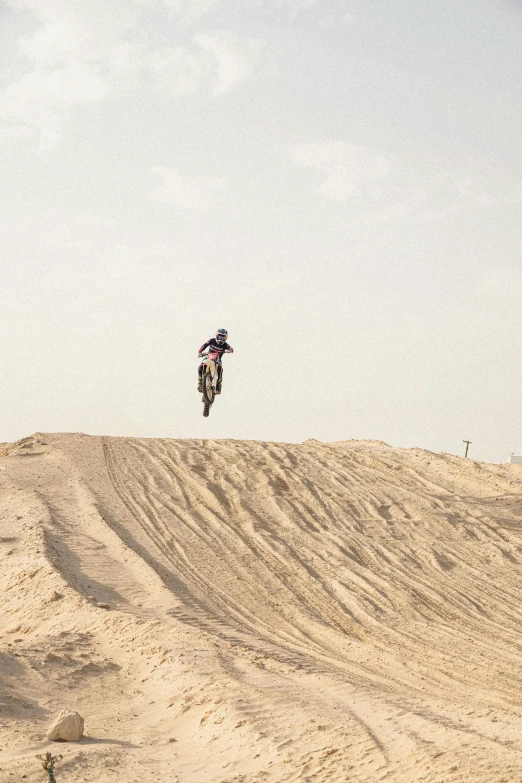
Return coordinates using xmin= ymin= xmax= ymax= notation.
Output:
xmin=1 ymin=0 xmax=521 ymax=463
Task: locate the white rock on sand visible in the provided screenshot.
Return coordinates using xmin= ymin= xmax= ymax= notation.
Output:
xmin=46 ymin=710 xmax=84 ymax=742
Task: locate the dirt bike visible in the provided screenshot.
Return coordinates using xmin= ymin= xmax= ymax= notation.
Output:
xmin=199 ymin=351 xmax=221 ymax=417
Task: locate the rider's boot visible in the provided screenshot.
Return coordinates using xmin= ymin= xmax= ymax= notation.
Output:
xmin=197 ymin=375 xmax=203 ymax=393
xmin=215 ymin=381 xmax=222 ymax=395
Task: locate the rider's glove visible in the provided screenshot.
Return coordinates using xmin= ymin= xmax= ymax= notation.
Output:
xmin=198 ymin=352 xmax=203 ymax=357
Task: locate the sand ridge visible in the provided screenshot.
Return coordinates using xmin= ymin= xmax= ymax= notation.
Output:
xmin=1 ymin=433 xmax=522 ymax=782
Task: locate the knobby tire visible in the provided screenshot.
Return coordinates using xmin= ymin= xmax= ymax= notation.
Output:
xmin=203 ymin=370 xmax=215 ymax=405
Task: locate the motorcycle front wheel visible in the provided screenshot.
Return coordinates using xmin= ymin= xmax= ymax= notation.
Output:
xmin=202 ymin=369 xmax=215 ymax=405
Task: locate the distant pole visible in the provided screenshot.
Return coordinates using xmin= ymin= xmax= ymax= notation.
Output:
xmin=463 ymin=440 xmax=472 ymax=458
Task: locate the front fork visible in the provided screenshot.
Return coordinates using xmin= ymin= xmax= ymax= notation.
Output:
xmin=199 ymin=361 xmax=222 ymax=385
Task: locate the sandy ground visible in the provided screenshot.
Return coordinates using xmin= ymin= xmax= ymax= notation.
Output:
xmin=1 ymin=434 xmax=522 ymax=782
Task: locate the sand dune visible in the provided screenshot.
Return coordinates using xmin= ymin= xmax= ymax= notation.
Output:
xmin=1 ymin=433 xmax=522 ymax=782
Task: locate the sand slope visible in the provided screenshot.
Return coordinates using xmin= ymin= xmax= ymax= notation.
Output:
xmin=1 ymin=433 xmax=522 ymax=782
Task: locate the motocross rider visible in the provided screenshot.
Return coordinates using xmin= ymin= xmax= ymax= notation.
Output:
xmin=198 ymin=328 xmax=233 ymax=394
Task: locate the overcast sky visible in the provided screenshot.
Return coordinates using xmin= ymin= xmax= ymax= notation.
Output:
xmin=1 ymin=0 xmax=521 ymax=462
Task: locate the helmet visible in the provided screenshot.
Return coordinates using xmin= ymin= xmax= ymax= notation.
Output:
xmin=216 ymin=328 xmax=228 ymax=344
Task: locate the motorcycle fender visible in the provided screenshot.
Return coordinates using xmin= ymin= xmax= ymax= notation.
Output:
xmin=203 ymin=358 xmax=216 ymax=377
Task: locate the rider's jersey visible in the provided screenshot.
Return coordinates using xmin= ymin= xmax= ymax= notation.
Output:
xmin=199 ymin=338 xmax=234 ymax=363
